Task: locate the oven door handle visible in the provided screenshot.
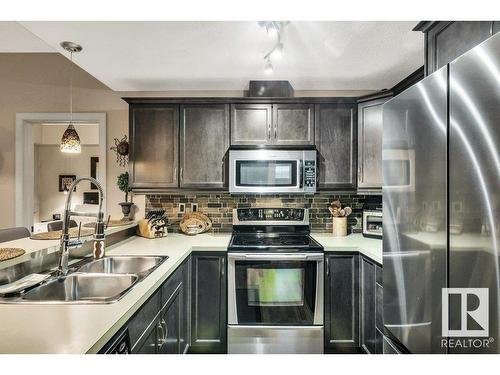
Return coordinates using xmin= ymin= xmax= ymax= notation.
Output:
xmin=228 ymin=253 xmax=324 ymax=261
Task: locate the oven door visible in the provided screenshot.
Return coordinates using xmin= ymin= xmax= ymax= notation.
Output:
xmin=229 ymin=150 xmax=305 ymax=193
xmin=227 ymin=253 xmax=324 ymax=326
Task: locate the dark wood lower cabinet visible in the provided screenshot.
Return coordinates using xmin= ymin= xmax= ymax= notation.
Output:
xmin=189 ymin=252 xmax=227 ymax=354
xmin=133 ymin=322 xmax=158 ymax=354
xmin=158 ymin=286 xmax=182 ymax=354
xmin=324 ymin=254 xmax=360 ymax=353
xmin=102 ymin=253 xmax=226 ymax=355
xmin=128 ymin=258 xmax=188 ymax=354
xmin=104 ymin=251 xmax=382 ymax=355
xmin=324 ymin=252 xmax=383 ymax=355
xmin=360 ymin=256 xmax=383 ymax=354
xmin=361 ymin=257 xmax=376 ymax=353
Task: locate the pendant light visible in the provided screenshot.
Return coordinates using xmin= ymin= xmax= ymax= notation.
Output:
xmin=60 ymin=41 xmax=83 ymax=153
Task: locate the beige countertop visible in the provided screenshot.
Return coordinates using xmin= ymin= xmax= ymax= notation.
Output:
xmin=312 ymin=233 xmax=382 ymax=264
xmin=0 ymin=223 xmax=138 ymax=270
xmin=0 ymin=232 xmax=381 ymax=353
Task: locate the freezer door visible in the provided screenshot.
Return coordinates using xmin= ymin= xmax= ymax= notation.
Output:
xmin=449 ymin=32 xmax=500 ymax=354
xmin=382 ymin=66 xmax=448 ymax=353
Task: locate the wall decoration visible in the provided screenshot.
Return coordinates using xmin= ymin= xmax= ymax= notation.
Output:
xmin=59 ymin=175 xmax=76 ymax=192
xmin=83 ymin=192 xmax=99 ymax=205
xmin=90 ymin=157 xmax=99 ymax=190
xmin=110 ymin=135 xmax=129 ymax=167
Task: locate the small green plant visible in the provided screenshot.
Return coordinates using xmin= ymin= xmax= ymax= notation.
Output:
xmin=117 ymin=172 xmax=132 ymax=203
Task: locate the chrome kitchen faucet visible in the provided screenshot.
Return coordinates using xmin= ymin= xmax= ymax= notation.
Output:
xmin=58 ymin=177 xmax=106 ymax=276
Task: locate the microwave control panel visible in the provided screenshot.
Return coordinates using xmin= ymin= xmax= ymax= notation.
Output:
xmin=304 ymin=159 xmax=316 ymax=190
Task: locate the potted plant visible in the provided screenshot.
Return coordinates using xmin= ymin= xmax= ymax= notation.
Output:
xmin=117 ymin=172 xmax=134 ymax=220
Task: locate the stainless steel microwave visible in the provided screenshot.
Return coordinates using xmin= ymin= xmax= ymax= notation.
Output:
xmin=229 ymin=149 xmax=317 ymax=194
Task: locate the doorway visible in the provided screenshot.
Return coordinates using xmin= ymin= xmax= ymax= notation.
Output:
xmin=15 ymin=113 xmax=106 ymax=232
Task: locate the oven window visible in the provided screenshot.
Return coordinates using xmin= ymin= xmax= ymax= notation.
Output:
xmin=235 ymin=260 xmax=317 ymax=325
xmin=236 ymin=160 xmax=297 ymax=187
xmin=247 ymin=268 xmax=304 ymax=306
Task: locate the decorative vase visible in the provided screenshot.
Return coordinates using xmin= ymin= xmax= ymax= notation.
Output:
xmin=332 ymin=217 xmax=347 ymax=237
xmin=119 ymin=202 xmax=134 ymax=220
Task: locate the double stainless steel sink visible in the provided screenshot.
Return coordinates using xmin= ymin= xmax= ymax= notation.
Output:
xmin=9 ymin=256 xmax=168 ymax=304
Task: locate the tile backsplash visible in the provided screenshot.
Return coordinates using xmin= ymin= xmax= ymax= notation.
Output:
xmin=146 ymin=193 xmax=381 ymax=234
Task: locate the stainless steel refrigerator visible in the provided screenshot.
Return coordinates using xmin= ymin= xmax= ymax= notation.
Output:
xmin=382 ymin=32 xmax=500 ymax=354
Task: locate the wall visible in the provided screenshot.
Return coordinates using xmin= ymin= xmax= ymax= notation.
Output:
xmin=146 ymin=193 xmax=381 ymax=233
xmin=34 ymin=145 xmax=100 ymax=221
xmin=0 ymin=53 xmax=129 ymax=229
xmin=34 ymin=123 xmax=100 ymax=145
xmin=0 ymin=52 xmax=374 ymax=229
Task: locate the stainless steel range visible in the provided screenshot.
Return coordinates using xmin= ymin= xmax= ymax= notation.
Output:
xmin=227 ymin=208 xmax=324 ymax=354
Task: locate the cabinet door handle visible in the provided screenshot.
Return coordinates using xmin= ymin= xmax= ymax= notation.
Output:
xmin=180 ymin=167 xmax=183 ymax=181
xmin=326 ymin=257 xmax=329 ymax=276
xmin=157 ymin=319 xmax=168 ymax=349
xmin=221 ymin=257 xmax=225 ymax=277
xmin=157 ymin=320 xmax=165 ymax=347
xmin=274 ymin=128 xmax=277 ymax=139
xmin=268 ymin=123 xmax=271 ymax=139
xmin=174 ymin=167 xmax=177 ymax=182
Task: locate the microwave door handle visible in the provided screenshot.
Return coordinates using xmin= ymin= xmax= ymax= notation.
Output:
xmin=299 ymin=159 xmax=304 ymax=188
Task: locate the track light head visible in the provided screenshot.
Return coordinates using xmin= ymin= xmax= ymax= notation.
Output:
xmin=270 ymin=42 xmax=284 ymax=59
xmin=267 ymin=22 xmax=279 ymax=37
xmin=264 ymin=59 xmax=273 ymax=75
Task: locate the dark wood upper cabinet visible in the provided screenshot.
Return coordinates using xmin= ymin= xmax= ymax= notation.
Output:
xmin=129 ymin=105 xmax=179 ymax=189
xmin=126 ymin=98 xmax=359 ymax=191
xmin=415 ymin=21 xmax=500 ymax=75
xmin=230 ymin=104 xmax=272 ymax=145
xmin=315 ymin=103 xmax=357 ymax=190
xmin=230 ymin=103 xmax=314 ymax=146
xmin=357 ymin=97 xmax=390 ymax=190
xmin=180 ymin=104 xmax=230 ymax=189
xmin=272 ymin=104 xmax=314 ymax=145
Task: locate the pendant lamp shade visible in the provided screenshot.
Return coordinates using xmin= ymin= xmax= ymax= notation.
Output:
xmin=60 ymin=41 xmax=82 ymax=154
xmin=60 ymin=123 xmax=82 ymax=153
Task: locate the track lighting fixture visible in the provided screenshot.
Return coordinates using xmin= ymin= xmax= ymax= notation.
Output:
xmin=264 ymin=58 xmax=273 ymax=75
xmin=270 ymin=42 xmax=284 ymax=60
xmin=266 ymin=22 xmax=279 ymax=38
xmin=259 ymin=21 xmax=289 ymax=74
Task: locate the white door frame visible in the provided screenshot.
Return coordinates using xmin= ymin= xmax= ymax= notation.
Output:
xmin=15 ymin=112 xmax=107 ymax=230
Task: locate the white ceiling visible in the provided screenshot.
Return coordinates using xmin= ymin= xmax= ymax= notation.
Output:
xmin=15 ymin=21 xmax=423 ymax=91
xmin=0 ymin=22 xmax=54 ymax=52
